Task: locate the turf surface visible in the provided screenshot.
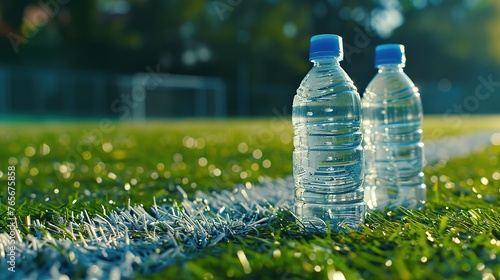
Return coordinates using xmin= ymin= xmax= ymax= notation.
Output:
xmin=0 ymin=116 xmax=499 ymax=279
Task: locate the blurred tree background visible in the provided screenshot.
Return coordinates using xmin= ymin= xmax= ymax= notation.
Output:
xmin=0 ymin=0 xmax=499 ymax=117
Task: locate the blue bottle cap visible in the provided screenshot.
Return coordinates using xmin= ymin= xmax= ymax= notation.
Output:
xmin=309 ymin=34 xmax=343 ymax=61
xmin=375 ymin=44 xmax=406 ymax=67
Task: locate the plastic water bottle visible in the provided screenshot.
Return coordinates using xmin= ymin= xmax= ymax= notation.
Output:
xmin=292 ymin=34 xmax=365 ymax=232
xmin=362 ymin=44 xmax=426 ymax=211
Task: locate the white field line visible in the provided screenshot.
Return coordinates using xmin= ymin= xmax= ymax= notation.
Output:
xmin=0 ymin=132 xmax=496 ymax=279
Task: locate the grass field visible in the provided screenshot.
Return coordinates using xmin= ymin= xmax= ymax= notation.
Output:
xmin=0 ymin=115 xmax=499 ymax=279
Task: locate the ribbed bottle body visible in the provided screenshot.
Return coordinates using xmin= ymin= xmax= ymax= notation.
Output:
xmin=293 ymin=60 xmax=365 ymax=232
xmin=362 ymin=66 xmax=425 ymax=210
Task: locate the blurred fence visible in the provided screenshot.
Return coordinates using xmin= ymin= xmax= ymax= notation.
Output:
xmin=0 ymin=65 xmax=227 ymax=119
xmin=0 ymin=65 xmax=498 ymax=119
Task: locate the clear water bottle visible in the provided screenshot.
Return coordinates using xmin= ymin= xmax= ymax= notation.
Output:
xmin=292 ymin=34 xmax=365 ymax=232
xmin=362 ymin=44 xmax=426 ymax=211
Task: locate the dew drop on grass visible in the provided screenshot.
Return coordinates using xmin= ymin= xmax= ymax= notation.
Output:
xmin=196 ymin=138 xmax=206 ymax=149
xmin=24 ymin=146 xmax=36 ymax=157
xmin=262 ymin=159 xmax=272 ymax=168
xmin=8 ymin=157 xmax=18 ymax=165
xmin=252 ymin=149 xmax=263 ymax=159
xmin=59 ymin=165 xmax=69 ymax=173
xmin=151 ymin=172 xmax=159 ymax=180
xmin=108 ymin=172 xmax=117 ymax=180
xmin=385 ymin=260 xmax=392 ymax=267
xmin=68 ymin=251 xmax=76 ymax=263
xmin=480 ymin=177 xmax=489 ymax=185
xmin=231 ymin=164 xmax=241 ymax=172
xmin=93 ymin=165 xmax=102 ymax=173
xmin=182 ymin=136 xmax=196 ymax=149
xmin=40 ymin=143 xmax=50 ymax=155
xmin=251 ymin=163 xmax=259 ymax=171
xmin=445 ymin=182 xmax=455 ymax=189
xmin=493 ymin=172 xmax=500 ymax=180
xmin=273 ymin=249 xmax=281 ymax=259
xmin=329 ymin=271 xmax=346 ymax=280
xmin=198 ymin=157 xmax=208 ymax=167
xmin=213 ymin=169 xmax=221 ymax=177
xmin=124 ymin=183 xmax=131 ymax=191
xmin=490 ymin=133 xmax=500 ymax=145
xmin=30 ymin=167 xmax=38 ymax=176
xmin=430 ymin=175 xmax=438 ymax=183
xmin=238 ymin=142 xmax=248 ymax=153
xmin=173 ymin=153 xmax=183 ymax=163
xmin=156 ymin=163 xmax=165 ymax=171
xmin=82 ymin=151 xmax=92 ymax=161
xmin=420 ymin=256 xmax=428 ymax=263
xmin=80 ymin=165 xmax=89 ymax=173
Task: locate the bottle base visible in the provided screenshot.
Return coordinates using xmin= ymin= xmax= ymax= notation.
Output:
xmin=364 ymin=184 xmax=426 ymax=211
xmin=294 ymin=202 xmax=366 ymax=233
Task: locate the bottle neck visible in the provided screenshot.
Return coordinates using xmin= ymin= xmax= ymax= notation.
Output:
xmin=311 ymin=57 xmax=341 ymax=67
xmin=377 ymin=64 xmax=404 ymax=73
